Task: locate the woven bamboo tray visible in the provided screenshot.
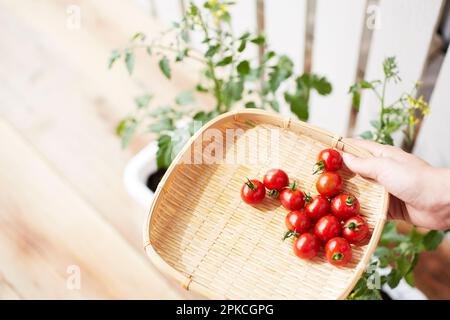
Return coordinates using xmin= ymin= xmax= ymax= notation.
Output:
xmin=143 ymin=109 xmax=388 ymax=299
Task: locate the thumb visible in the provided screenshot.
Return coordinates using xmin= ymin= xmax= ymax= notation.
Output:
xmin=342 ymin=152 xmax=387 ymax=182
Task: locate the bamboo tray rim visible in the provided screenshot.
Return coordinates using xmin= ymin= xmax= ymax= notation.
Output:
xmin=143 ymin=109 xmax=389 ymax=299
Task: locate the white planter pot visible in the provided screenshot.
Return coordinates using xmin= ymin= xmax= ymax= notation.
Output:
xmin=123 ymin=142 xmax=428 ymax=300
xmin=123 ymin=141 xmax=158 ymax=208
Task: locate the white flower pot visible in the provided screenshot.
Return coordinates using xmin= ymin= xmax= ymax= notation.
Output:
xmin=123 ymin=141 xmax=159 ymax=208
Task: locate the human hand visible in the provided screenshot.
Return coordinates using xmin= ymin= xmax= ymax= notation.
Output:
xmin=342 ymin=138 xmax=450 ymax=230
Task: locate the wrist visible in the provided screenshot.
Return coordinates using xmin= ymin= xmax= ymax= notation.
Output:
xmin=426 ymin=167 xmax=450 ymax=229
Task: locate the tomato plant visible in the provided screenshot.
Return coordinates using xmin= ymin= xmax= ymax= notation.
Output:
xmin=111 ymin=1 xmax=331 ymax=169
xmin=325 ymin=237 xmax=352 ymax=266
xmin=313 ymin=148 xmax=343 ymax=174
xmin=293 ymin=233 xmax=321 ymax=260
xmin=314 ymin=215 xmax=342 ymax=243
xmin=240 ymin=179 xmax=265 ymax=205
xmin=280 ymin=181 xmax=305 ymax=210
xmin=331 ymin=194 xmax=360 ymax=220
xmin=316 ymin=172 xmax=342 ymax=197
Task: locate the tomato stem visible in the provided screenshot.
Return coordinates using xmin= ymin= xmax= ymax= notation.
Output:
xmin=268 ymin=189 xmax=279 ymax=198
xmin=283 ymin=230 xmax=299 ymax=241
xmin=332 ymin=253 xmax=343 ymax=261
xmin=288 ymin=180 xmax=297 ymax=191
xmin=304 ymin=192 xmax=312 ymax=203
xmin=245 ymin=178 xmax=256 ymax=191
xmin=345 ymin=196 xmax=354 ymax=206
xmin=313 ymin=160 xmax=325 ymax=175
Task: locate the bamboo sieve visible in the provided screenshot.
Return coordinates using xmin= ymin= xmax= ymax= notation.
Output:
xmin=143 ymin=109 xmax=388 ymax=299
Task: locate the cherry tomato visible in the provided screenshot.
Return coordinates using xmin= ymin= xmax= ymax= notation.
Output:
xmin=314 ymin=215 xmax=342 ymax=243
xmin=280 ymin=181 xmax=305 ymax=210
xmin=314 ymin=148 xmax=343 ymax=174
xmin=293 ymin=233 xmax=321 ymax=260
xmin=263 ymin=169 xmax=289 ymax=195
xmin=305 ymin=194 xmax=330 ymax=221
xmin=284 ymin=210 xmax=311 ymax=239
xmin=316 ymin=172 xmax=343 ymax=197
xmin=325 ymin=237 xmax=352 ymax=266
xmin=343 ymin=216 xmax=369 ymax=244
xmin=241 ymin=179 xmax=265 ymax=204
xmin=331 ymin=194 xmax=360 ymax=220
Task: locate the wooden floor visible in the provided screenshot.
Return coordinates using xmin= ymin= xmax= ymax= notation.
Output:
xmin=0 ymin=0 xmax=448 ymax=299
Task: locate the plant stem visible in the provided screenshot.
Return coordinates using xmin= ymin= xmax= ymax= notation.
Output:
xmin=377 ymin=76 xmax=388 ymax=142
xmin=197 ymin=11 xmax=224 ymax=113
xmin=126 ymin=43 xmax=206 ymax=64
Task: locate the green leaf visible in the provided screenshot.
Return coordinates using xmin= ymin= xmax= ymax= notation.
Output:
xmin=397 ymin=255 xmax=411 ymax=276
xmin=239 ymin=31 xmax=251 ymax=40
xmin=268 ymin=55 xmax=293 ymax=92
xmin=156 ymin=135 xmax=174 ymax=169
xmin=352 ymin=90 xmax=361 ymax=111
xmin=245 ymin=101 xmax=256 ymax=108
xmin=148 ymin=118 xmax=174 ymax=133
xmin=370 ymin=120 xmax=381 ymax=130
xmin=134 ymin=94 xmax=152 ymax=109
xmin=148 ymin=105 xmax=172 ymax=116
xmin=269 ymin=100 xmax=280 ymax=112
xmin=195 ymin=84 xmax=208 ymax=92
xmin=374 ymin=246 xmax=391 ymax=268
xmin=360 ymin=80 xmax=374 ymax=89
xmin=108 ymin=50 xmax=121 ymax=69
xmin=263 ymin=50 xmax=276 ymax=63
xmin=223 ymin=80 xmax=243 ymax=108
xmin=423 ymin=230 xmax=444 ymax=251
xmin=311 ymin=75 xmax=332 ymax=95
xmin=146 ymin=46 xmax=153 ymax=56
xmin=205 ymin=45 xmax=220 ymax=58
xmin=359 ymin=131 xmax=374 ymax=140
xmin=380 ymin=221 xmax=408 ymax=244
xmin=175 ymin=91 xmax=194 ymax=105
xmin=285 ymin=92 xmax=309 ymax=121
xmin=125 ymin=51 xmax=135 ymax=75
xmin=250 ymin=34 xmax=265 ymax=45
xmin=116 ymin=117 xmax=137 ymax=148
xmin=176 ymin=48 xmax=189 ymax=62
xmin=237 ymin=39 xmax=247 ymax=52
xmin=159 ymin=56 xmax=171 ymax=79
xmin=131 ymin=32 xmax=146 ymax=42
xmin=180 ymin=28 xmax=190 ymax=42
xmin=237 ymin=60 xmax=250 ymax=76
xmin=387 ymin=269 xmax=402 ymax=289
xmin=216 ymin=55 xmax=233 ymax=66
xmin=189 ymin=2 xmax=199 ymax=16
xmin=408 ymin=227 xmax=424 ymax=247
xmin=404 ymin=272 xmax=415 ymax=287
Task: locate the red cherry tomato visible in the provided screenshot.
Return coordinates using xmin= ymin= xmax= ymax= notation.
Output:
xmin=314 ymin=215 xmax=342 ymax=243
xmin=314 ymin=148 xmax=343 ymax=174
xmin=343 ymin=216 xmax=369 ymax=244
xmin=331 ymin=194 xmax=360 ymax=220
xmin=316 ymin=172 xmax=343 ymax=197
xmin=280 ymin=181 xmax=305 ymax=210
xmin=305 ymin=194 xmax=330 ymax=221
xmin=240 ymin=179 xmax=265 ymax=204
xmin=284 ymin=210 xmax=311 ymax=239
xmin=263 ymin=169 xmax=289 ymax=194
xmin=293 ymin=233 xmax=321 ymax=260
xmin=325 ymin=237 xmax=352 ymax=266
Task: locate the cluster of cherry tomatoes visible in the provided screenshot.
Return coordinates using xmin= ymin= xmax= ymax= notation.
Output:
xmin=240 ymin=148 xmax=370 ymax=267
